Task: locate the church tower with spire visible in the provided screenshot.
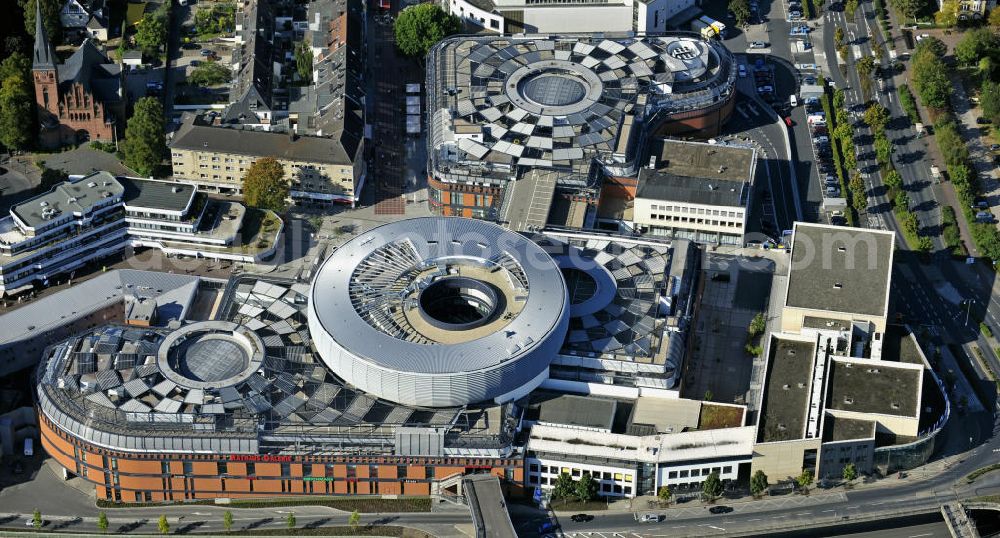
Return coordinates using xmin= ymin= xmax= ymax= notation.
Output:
xmin=32 ymin=0 xmax=61 ymax=146
xmin=29 ymin=0 xmax=123 ymax=149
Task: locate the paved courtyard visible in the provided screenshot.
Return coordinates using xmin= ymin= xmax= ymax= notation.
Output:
xmin=682 ymin=252 xmax=777 ymax=405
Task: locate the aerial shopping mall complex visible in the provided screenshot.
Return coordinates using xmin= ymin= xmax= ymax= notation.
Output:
xmin=21 ymin=216 xmax=950 ymax=503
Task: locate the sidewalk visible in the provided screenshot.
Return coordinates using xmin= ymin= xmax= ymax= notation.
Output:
xmin=549 ymin=451 xmax=969 ymax=518
xmin=883 ymin=9 xmax=980 ymax=255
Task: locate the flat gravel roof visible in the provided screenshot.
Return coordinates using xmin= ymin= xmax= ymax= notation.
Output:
xmin=785 ymin=223 xmax=894 ymax=318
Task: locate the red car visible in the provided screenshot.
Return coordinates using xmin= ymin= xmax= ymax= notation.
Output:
xmin=784 ymin=116 xmax=793 ymax=127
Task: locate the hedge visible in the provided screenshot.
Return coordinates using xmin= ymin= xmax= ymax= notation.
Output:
xmin=898 ymin=84 xmax=921 ymax=124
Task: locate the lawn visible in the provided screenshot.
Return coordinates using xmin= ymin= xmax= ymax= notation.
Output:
xmin=698 ymin=404 xmax=744 ymax=430
xmin=239 ymin=208 xmax=282 ymax=253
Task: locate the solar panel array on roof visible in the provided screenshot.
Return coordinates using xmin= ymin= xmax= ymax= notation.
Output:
xmin=96 ymin=370 xmax=121 ymax=390
xmin=243 ymin=393 xmax=271 ymax=414
xmin=273 ymin=394 xmax=306 ymax=418
xmin=273 ymin=372 xmax=298 ymax=395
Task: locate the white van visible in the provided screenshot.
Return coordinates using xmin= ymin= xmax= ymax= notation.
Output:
xmin=790 ymin=95 xmax=798 ymax=107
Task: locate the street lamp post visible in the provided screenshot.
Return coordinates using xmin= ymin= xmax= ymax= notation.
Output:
xmin=964 ymin=298 xmax=977 ymax=327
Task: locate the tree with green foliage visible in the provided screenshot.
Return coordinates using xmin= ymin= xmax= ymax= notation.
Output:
xmin=864 ymin=103 xmax=890 ymax=134
xmin=348 ymin=510 xmax=361 ymax=532
xmin=749 ymin=312 xmax=766 ymax=337
xmin=956 ymin=28 xmax=1000 ymax=67
xmin=123 ymin=97 xmax=166 ymax=177
xmin=223 ymin=511 xmax=233 ymax=533
xmin=729 ymin=0 xmax=752 ymax=26
xmin=189 ymin=62 xmax=232 ymax=87
xmin=936 ymin=0 xmax=958 ymax=26
xmin=0 ymin=53 xmax=33 ymax=151
xmin=135 ymin=3 xmax=170 ymax=57
xmin=552 ymin=472 xmax=575 ymax=499
xmin=97 ymin=512 xmax=109 ymax=533
xmin=898 ymin=84 xmax=921 ymax=123
xmin=194 ymin=2 xmax=236 ymax=35
xmin=892 ymin=0 xmax=927 ymax=22
xmin=18 ymin=0 xmax=62 ymax=41
xmin=835 ymin=27 xmax=845 ymax=49
xmin=846 ymin=0 xmax=859 ymax=18
xmin=286 ymin=512 xmax=296 ymax=530
xmin=796 ymin=469 xmax=814 ymax=493
xmin=704 ymin=389 xmax=714 ymax=401
xmin=983 ymin=81 xmax=1000 ymax=125
xmin=701 ymin=471 xmax=724 ymax=502
xmin=834 ymin=89 xmax=846 ymax=111
xmin=884 ymin=169 xmax=903 ymax=190
xmin=875 ymin=135 xmax=894 ymax=166
xmin=895 ymin=190 xmax=910 ymax=211
xmin=295 ymin=42 xmax=313 ymax=84
xmin=32 ymin=509 xmax=41 ymax=529
xmin=980 ymin=57 xmax=997 ymax=80
xmin=750 ymin=470 xmax=769 ymax=498
xmin=912 ymin=44 xmax=951 ymax=110
xmin=39 ymin=167 xmax=68 ymax=193
xmin=990 ymin=7 xmax=1000 ymax=26
xmin=393 ymin=3 xmax=461 ymax=58
xmin=242 ymin=157 xmax=289 ymax=212
xmin=916 ymin=36 xmax=948 ymax=58
xmin=856 ymin=57 xmax=876 ymax=98
xmin=842 ymin=463 xmax=858 ymax=486
xmin=576 ymin=473 xmax=599 ymax=502
xmin=658 ymin=485 xmax=672 ymax=505
xmin=157 ymin=515 xmax=169 ymax=535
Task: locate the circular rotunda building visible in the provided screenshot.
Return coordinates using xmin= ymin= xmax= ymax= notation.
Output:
xmin=308 ymin=217 xmax=570 ymax=408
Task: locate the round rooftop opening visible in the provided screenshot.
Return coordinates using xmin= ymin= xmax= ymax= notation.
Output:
xmin=170 ymin=335 xmax=250 ymax=383
xmin=561 ymin=267 xmax=598 ymax=306
xmin=418 ymin=276 xmax=501 ymax=330
xmin=520 ymin=72 xmax=588 ymax=107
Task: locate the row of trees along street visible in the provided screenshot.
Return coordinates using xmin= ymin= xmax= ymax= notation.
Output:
xmin=909 ymin=33 xmax=1000 ymax=260
xmin=31 ymin=508 xmax=363 ymax=534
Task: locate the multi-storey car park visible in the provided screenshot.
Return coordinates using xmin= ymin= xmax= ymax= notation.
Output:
xmin=27 ymin=219 xmax=949 ymax=503
xmin=426 ymin=33 xmax=737 ymax=223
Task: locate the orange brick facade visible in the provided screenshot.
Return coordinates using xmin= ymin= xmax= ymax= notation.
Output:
xmin=39 ymin=414 xmax=522 ymax=503
xmin=427 ymin=176 xmax=499 ymax=218
xmin=33 ymin=67 xmax=116 ymax=149
xmin=426 ymin=93 xmax=734 ymax=220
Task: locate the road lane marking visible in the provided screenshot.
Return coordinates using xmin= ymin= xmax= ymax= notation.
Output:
xmin=908 ymin=533 xmax=933 ymax=538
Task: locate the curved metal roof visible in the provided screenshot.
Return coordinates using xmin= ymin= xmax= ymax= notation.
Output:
xmin=310 ymin=217 xmax=568 ymax=375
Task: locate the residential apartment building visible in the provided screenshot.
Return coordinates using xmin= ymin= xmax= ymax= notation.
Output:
xmin=170 ymin=114 xmax=364 ymax=206
xmin=0 ymin=171 xmax=279 ymax=297
xmin=60 ymin=0 xmax=110 ymax=41
xmin=628 ymin=139 xmax=755 ymax=245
